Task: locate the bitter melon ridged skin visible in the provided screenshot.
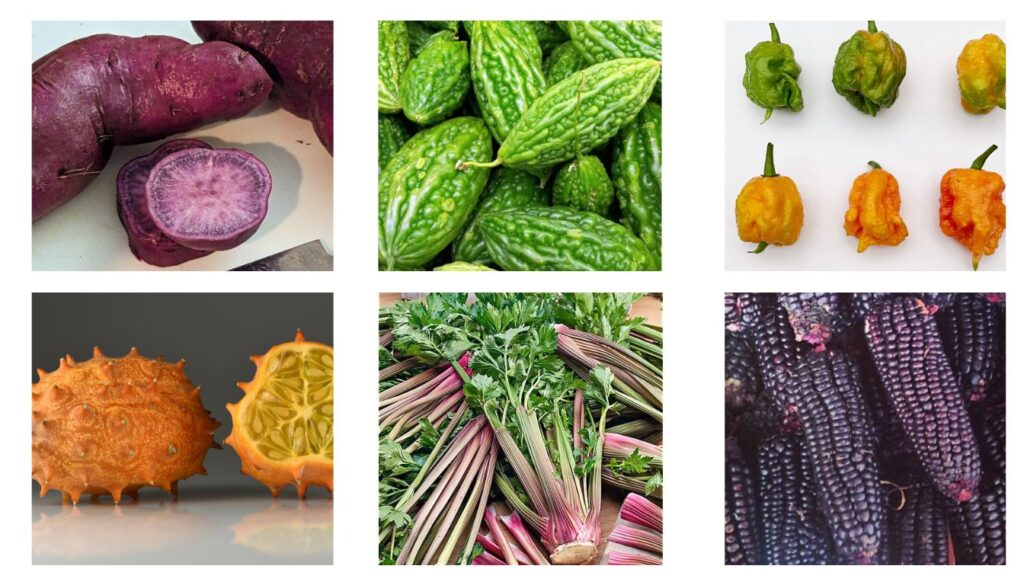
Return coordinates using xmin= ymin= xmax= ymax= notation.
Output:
xmin=478 ymin=206 xmax=656 ymax=271
xmin=757 ymin=434 xmax=835 ymax=565
xmin=378 ymin=21 xmax=410 ymax=113
xmin=470 ymin=21 xmax=547 ymax=143
xmin=563 ymin=20 xmax=662 ymax=92
xmin=32 ymin=348 xmax=220 ymax=504
xmin=479 ymin=58 xmax=661 ymax=174
xmin=611 ymin=102 xmax=662 ymax=267
xmin=399 ymin=31 xmax=470 ymax=126
xmin=784 ymin=351 xmax=886 ymax=564
xmin=378 ymin=114 xmax=412 ymax=174
xmin=725 ymin=439 xmax=761 ymax=565
xmin=544 ymin=41 xmax=587 ymax=85
xmin=452 ymin=167 xmax=547 ymax=265
xmin=530 ymin=21 xmax=568 ymax=55
xmin=406 ymin=21 xmax=433 ymax=57
xmin=725 ymin=331 xmax=762 ymax=415
xmin=889 ymin=480 xmax=949 ymax=565
xmin=552 ymin=154 xmax=614 ymax=216
xmin=379 ymin=117 xmax=493 ymax=270
xmin=938 ymin=294 xmax=1001 ymax=403
xmin=864 ymin=297 xmax=982 ymax=502
xmin=778 ymin=293 xmax=844 ymax=349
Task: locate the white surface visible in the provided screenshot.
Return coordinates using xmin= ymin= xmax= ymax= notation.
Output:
xmin=31 ymin=21 xmax=333 ymax=271
xmin=725 ymin=21 xmax=1005 ymax=271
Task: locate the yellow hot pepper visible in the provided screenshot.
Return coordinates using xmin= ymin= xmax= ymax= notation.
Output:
xmin=844 ymin=161 xmax=908 ymax=252
xmin=940 ymin=145 xmax=1005 ymax=270
xmin=735 ymin=142 xmax=804 ymax=253
xmin=957 ymin=34 xmax=1006 ymax=114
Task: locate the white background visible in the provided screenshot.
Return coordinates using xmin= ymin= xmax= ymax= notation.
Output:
xmin=31 ymin=21 xmax=334 ymax=270
xmin=5 ymin=0 xmax=1020 ymax=581
xmin=726 ymin=20 xmax=1007 ymax=271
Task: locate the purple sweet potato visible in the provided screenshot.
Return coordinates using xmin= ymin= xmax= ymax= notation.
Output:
xmin=191 ymin=21 xmax=333 ymax=154
xmin=116 ymin=139 xmax=214 ymax=267
xmin=145 ymin=148 xmax=272 ymax=251
xmin=32 ymin=34 xmax=272 ymax=221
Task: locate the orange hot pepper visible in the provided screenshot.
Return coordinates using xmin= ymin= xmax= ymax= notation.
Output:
xmin=940 ymin=145 xmax=1005 ymax=270
xmin=735 ymin=142 xmax=804 ymax=253
xmin=844 ymin=161 xmax=908 ymax=252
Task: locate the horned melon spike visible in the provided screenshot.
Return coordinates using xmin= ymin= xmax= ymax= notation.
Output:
xmin=31 ymin=346 xmax=219 ymax=505
xmin=226 ymin=330 xmax=334 ymax=497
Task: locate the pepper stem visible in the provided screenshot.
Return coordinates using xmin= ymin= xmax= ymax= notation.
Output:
xmin=867 ymin=161 xmax=882 ymax=170
xmin=769 ymin=22 xmax=780 ymax=43
xmin=970 ymin=145 xmax=998 ymax=170
xmin=867 ymin=21 xmax=878 ymax=33
xmin=762 ymin=143 xmax=778 ymax=177
xmin=749 ymin=241 xmax=770 ymax=254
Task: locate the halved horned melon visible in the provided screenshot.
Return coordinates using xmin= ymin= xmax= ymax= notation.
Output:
xmin=226 ymin=331 xmax=333 ymax=497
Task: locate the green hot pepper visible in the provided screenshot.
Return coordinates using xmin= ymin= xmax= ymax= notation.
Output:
xmin=832 ymin=21 xmax=907 ymax=116
xmin=743 ymin=22 xmax=803 ymax=122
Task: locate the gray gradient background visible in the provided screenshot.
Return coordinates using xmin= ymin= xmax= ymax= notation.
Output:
xmin=32 ymin=292 xmax=333 ymax=492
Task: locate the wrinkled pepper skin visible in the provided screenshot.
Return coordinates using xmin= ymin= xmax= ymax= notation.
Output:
xmin=940 ymin=145 xmax=1005 ymax=270
xmin=743 ymin=23 xmax=803 ymax=122
xmin=832 ymin=21 xmax=907 ymax=116
xmin=957 ymin=34 xmax=1006 ymax=114
xmin=735 ymin=143 xmax=804 ymax=253
xmin=844 ymin=161 xmax=908 ymax=252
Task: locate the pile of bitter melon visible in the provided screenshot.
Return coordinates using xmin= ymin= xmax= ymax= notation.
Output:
xmin=378 ymin=21 xmax=662 ymax=271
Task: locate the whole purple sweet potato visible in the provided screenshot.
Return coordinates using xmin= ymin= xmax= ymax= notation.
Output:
xmin=192 ymin=21 xmax=333 ymax=154
xmin=32 ymin=34 xmax=272 ymax=221
xmin=146 ymin=148 xmax=272 ymax=251
xmin=116 ymin=139 xmax=214 ymax=267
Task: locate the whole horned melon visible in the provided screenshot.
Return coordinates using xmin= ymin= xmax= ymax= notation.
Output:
xmin=226 ymin=331 xmax=333 ymax=497
xmin=32 ymin=348 xmax=220 ymax=504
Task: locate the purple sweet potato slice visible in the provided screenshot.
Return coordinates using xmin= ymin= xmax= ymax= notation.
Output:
xmin=116 ymin=139 xmax=214 ymax=267
xmin=145 ymin=148 xmax=272 ymax=251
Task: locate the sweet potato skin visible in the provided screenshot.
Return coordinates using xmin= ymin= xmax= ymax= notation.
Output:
xmin=192 ymin=21 xmax=333 ymax=152
xmin=32 ymin=34 xmax=272 ymax=221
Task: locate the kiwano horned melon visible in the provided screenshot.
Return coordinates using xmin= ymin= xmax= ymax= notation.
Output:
xmin=227 ymin=331 xmax=333 ymax=497
xmin=32 ymin=348 xmax=220 ymax=504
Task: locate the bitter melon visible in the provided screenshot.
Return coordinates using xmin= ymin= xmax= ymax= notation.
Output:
xmin=479 ymin=206 xmax=656 ymax=271
xmin=433 ymin=261 xmax=495 ymax=271
xmin=564 ymin=20 xmax=662 ymax=93
xmin=552 ymin=155 xmax=614 ymax=216
xmin=544 ymin=41 xmax=586 ymax=85
xmin=452 ymin=167 xmax=547 ymax=265
xmin=470 ymin=21 xmax=547 ymax=143
xmin=378 ymin=21 xmax=409 ymax=113
xmin=378 ymin=114 xmax=412 ymax=174
xmin=399 ymin=31 xmax=470 ymax=125
xmin=379 ymin=117 xmax=493 ymax=270
xmin=462 ymin=58 xmax=660 ymax=174
xmin=611 ymin=102 xmax=662 ymax=267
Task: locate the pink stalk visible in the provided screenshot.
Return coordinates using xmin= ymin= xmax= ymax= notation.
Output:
xmin=472 ymin=551 xmax=507 ymax=565
xmin=484 ymin=505 xmax=519 ymax=565
xmin=609 ymin=525 xmax=662 ymax=554
xmin=500 ymin=511 xmax=550 ymax=565
xmin=604 ymin=433 xmax=663 ymax=465
xmin=378 ymin=365 xmax=442 ymax=402
xmin=476 ymin=531 xmax=532 ymax=565
xmin=608 ymin=551 xmax=661 ymax=565
xmin=573 ymin=387 xmax=584 ymax=451
xmin=621 ymin=493 xmax=663 ymax=533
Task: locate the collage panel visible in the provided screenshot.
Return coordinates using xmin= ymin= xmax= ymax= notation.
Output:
xmin=378 ymin=20 xmax=663 ymax=272
xmin=724 ymin=293 xmax=1005 ymax=565
xmin=725 ymin=21 xmax=1005 ymax=271
xmin=32 ymin=21 xmax=333 ymax=271
xmin=378 ymin=293 xmax=663 ymax=564
xmin=31 ymin=293 xmax=334 ymax=564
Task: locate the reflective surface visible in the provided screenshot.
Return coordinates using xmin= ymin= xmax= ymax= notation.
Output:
xmin=32 ymin=486 xmax=332 ymax=564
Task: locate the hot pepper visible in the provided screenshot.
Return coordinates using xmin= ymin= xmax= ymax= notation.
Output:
xmin=743 ymin=22 xmax=803 ymax=123
xmin=940 ymin=145 xmax=1005 ymax=270
xmin=843 ymin=161 xmax=908 ymax=252
xmin=957 ymin=34 xmax=1006 ymax=114
xmin=832 ymin=21 xmax=907 ymax=116
xmin=735 ymin=142 xmax=804 ymax=253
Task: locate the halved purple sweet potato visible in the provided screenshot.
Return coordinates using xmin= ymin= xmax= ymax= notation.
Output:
xmin=145 ymin=148 xmax=272 ymax=251
xmin=116 ymin=139 xmax=214 ymax=267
